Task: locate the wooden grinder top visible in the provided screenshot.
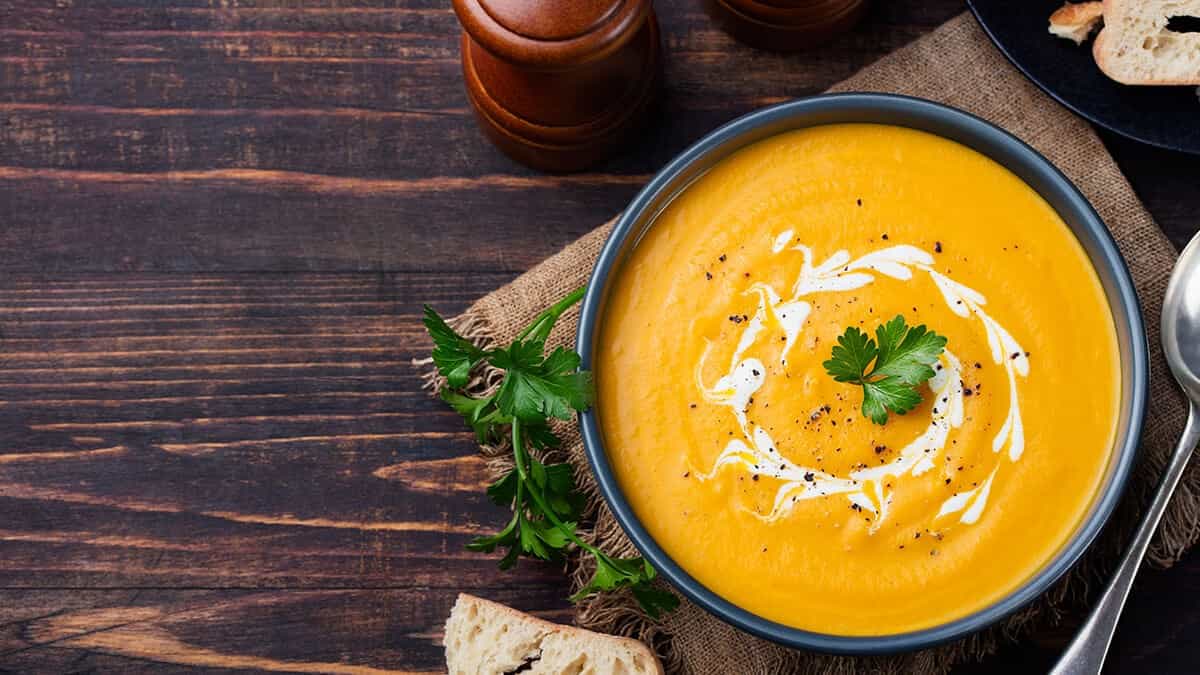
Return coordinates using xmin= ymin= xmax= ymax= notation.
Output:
xmin=454 ymin=0 xmax=660 ymax=172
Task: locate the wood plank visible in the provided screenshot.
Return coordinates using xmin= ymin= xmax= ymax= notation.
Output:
xmin=0 ymin=102 xmax=759 ymax=177
xmin=0 ymin=272 xmax=587 ymax=589
xmin=0 ymin=174 xmax=639 ymax=273
xmin=0 ymin=589 xmax=570 ymax=673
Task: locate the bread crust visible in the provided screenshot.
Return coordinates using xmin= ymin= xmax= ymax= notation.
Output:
xmin=1092 ymin=24 xmax=1121 ymax=80
xmin=444 ymin=593 xmax=665 ymax=675
xmin=1048 ymin=1 xmax=1105 ymax=45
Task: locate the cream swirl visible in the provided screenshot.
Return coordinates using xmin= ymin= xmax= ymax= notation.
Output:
xmin=696 ymin=231 xmax=1030 ymax=533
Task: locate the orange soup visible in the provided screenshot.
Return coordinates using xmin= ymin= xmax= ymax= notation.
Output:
xmin=595 ymin=124 xmax=1120 ymax=635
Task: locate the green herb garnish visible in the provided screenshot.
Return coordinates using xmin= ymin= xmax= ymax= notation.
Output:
xmin=424 ymin=286 xmax=679 ymax=619
xmin=823 ymin=314 xmax=948 ymax=425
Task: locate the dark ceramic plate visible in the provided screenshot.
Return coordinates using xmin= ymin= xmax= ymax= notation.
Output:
xmin=968 ymin=0 xmax=1200 ymax=155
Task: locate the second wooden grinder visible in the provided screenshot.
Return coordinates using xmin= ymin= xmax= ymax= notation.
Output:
xmin=705 ymin=0 xmax=867 ymax=51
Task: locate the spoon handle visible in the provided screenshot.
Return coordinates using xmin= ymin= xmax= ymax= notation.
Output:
xmin=1051 ymin=403 xmax=1200 ymax=675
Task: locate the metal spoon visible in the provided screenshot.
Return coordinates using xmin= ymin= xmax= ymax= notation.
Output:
xmin=1051 ymin=231 xmax=1200 ymax=675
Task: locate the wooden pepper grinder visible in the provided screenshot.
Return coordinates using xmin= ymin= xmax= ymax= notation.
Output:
xmin=704 ymin=0 xmax=867 ymax=52
xmin=453 ymin=0 xmax=661 ymax=172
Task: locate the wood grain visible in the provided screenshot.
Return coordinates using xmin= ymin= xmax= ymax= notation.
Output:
xmin=0 ymin=589 xmax=572 ymax=673
xmin=1 ymin=0 xmax=1198 ymax=673
xmin=0 ymin=275 xmax=515 ymax=589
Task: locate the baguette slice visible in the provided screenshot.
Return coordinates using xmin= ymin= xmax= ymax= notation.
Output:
xmin=443 ymin=594 xmax=664 ymax=675
xmin=1049 ymin=1 xmax=1105 ymax=45
xmin=1093 ymin=0 xmax=1200 ymax=84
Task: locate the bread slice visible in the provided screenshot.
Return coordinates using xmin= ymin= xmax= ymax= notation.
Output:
xmin=1093 ymin=0 xmax=1200 ymax=84
xmin=1049 ymin=2 xmax=1105 ymax=45
xmin=443 ymin=594 xmax=664 ymax=675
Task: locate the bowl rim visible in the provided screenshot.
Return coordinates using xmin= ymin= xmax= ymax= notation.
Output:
xmin=575 ymin=92 xmax=1148 ymax=654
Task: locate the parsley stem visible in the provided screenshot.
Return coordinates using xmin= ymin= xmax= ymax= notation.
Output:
xmin=512 ymin=470 xmax=524 ymax=528
xmin=515 ymin=285 xmax=587 ymax=344
xmin=510 ymin=418 xmax=602 ymax=558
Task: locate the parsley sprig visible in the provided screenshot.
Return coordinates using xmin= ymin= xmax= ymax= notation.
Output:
xmin=823 ymin=315 xmax=948 ymax=425
xmin=423 ymin=286 xmax=679 ymax=619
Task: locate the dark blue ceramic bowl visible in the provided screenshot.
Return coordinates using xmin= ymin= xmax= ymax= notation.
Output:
xmin=576 ymin=93 xmax=1148 ymax=654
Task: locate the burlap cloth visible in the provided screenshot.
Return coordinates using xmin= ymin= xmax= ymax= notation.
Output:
xmin=425 ymin=12 xmax=1193 ymax=674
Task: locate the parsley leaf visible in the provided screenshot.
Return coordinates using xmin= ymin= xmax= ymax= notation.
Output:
xmin=491 ymin=342 xmax=594 ymax=423
xmin=441 ymin=390 xmax=506 ymax=445
xmin=484 ymin=469 xmax=519 ymax=508
xmin=631 ymin=581 xmax=681 ymax=619
xmin=572 ymin=555 xmax=680 ymax=619
xmin=861 ymin=378 xmax=924 ymax=424
xmin=423 ymin=305 xmax=487 ymax=388
xmin=423 ymin=285 xmax=677 ymax=619
xmin=524 ymin=422 xmax=561 ymax=451
xmin=871 ymin=315 xmax=946 ymax=385
xmin=823 ymin=315 xmax=947 ymax=425
xmin=824 ymin=326 xmax=877 ymax=383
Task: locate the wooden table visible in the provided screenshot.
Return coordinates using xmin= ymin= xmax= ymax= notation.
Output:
xmin=1 ymin=1 xmax=1198 ymax=672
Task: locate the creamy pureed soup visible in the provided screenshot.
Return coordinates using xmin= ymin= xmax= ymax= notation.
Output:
xmin=595 ymin=123 xmax=1121 ymax=635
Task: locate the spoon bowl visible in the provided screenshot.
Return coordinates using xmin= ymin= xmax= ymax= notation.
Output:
xmin=1163 ymin=234 xmax=1200 ymax=397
